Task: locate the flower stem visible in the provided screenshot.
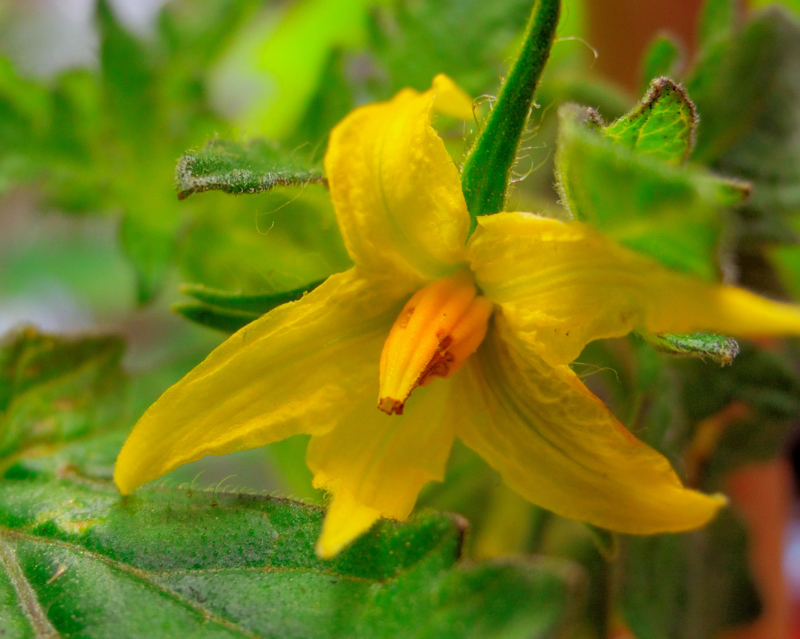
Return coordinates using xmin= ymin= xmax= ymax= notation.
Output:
xmin=461 ymin=0 xmax=560 ymax=234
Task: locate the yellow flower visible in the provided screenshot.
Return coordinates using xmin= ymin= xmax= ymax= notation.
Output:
xmin=115 ymin=75 xmax=800 ymax=558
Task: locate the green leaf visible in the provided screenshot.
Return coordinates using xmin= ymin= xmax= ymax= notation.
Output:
xmin=554 ymin=103 xmax=747 ymax=279
xmin=176 ymin=138 xmax=326 ymax=200
xmin=603 ymin=77 xmax=696 ymax=165
xmin=0 ymin=328 xmax=127 ymax=469
xmin=0 ymin=327 xmax=581 ymax=636
xmin=0 ymin=478 xmax=581 ymax=637
xmin=641 ymin=332 xmax=740 ymax=366
xmin=640 ymin=35 xmax=682 ymax=95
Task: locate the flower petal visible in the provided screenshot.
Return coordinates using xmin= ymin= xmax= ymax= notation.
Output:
xmin=316 ymin=490 xmax=381 ymax=559
xmin=454 ymin=314 xmax=726 ymax=534
xmin=114 ymin=269 xmax=411 ymax=494
xmin=308 ymin=379 xmax=456 ymax=556
xmin=468 ymin=212 xmax=800 ymax=366
xmin=325 ymin=74 xmax=472 ymax=283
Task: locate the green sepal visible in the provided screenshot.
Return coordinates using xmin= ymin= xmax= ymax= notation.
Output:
xmin=175 ymin=138 xmax=325 ymax=200
xmin=174 ymin=279 xmax=327 ymax=333
xmin=461 ymin=0 xmax=560 ymax=233
xmin=641 ymin=332 xmax=740 ymax=366
xmin=172 ymin=303 xmax=261 ymax=333
xmin=181 ymin=280 xmax=326 ymax=314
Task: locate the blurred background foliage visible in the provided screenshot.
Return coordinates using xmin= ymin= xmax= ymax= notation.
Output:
xmin=2 ymin=0 xmax=800 ymax=637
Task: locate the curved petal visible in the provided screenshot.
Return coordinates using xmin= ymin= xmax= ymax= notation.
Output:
xmin=115 ymin=269 xmax=412 ymax=494
xmin=308 ymin=379 xmax=456 ymax=557
xmin=325 ymin=74 xmax=472 ymax=283
xmin=468 ymin=213 xmax=800 ymax=366
xmin=454 ymin=314 xmax=726 ymax=534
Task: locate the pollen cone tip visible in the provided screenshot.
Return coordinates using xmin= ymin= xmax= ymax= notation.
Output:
xmin=378 ymin=397 xmax=404 ymax=415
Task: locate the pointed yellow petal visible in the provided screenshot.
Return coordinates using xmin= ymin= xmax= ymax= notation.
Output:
xmin=454 ymin=315 xmax=726 ymax=534
xmin=468 ymin=212 xmax=800 ymax=366
xmin=308 ymin=379 xmax=455 ymax=527
xmin=114 ymin=270 xmax=411 ymax=494
xmin=325 ymin=74 xmax=472 ymax=283
xmin=316 ymin=489 xmax=381 ymax=559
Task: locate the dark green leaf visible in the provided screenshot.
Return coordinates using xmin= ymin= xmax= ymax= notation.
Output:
xmin=0 ymin=328 xmax=127 ymax=468
xmin=640 ymin=35 xmax=682 ymax=95
xmin=0 ymin=476 xmax=581 ymax=638
xmin=690 ymin=7 xmax=800 ymax=206
xmin=181 ymin=279 xmax=326 ymax=314
xmin=172 ymin=303 xmax=261 ymax=333
xmin=641 ymin=332 xmax=740 ymax=366
xmin=174 ymin=279 xmax=327 ymax=333
xmin=176 ymin=138 xmax=326 ymax=200
xmin=603 ymin=77 xmax=696 ymax=165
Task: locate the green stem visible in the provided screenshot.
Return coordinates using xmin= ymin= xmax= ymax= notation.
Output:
xmin=461 ymin=0 xmax=560 ymax=234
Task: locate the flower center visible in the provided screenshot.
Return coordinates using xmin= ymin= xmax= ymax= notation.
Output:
xmin=378 ymin=271 xmax=493 ymax=415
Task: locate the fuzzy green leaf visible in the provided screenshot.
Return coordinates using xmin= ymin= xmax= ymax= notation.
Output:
xmin=176 ymin=139 xmax=325 ymax=200
xmin=555 ymin=103 xmax=748 ymax=279
xmin=0 ymin=480 xmax=581 ymax=638
xmin=0 ymin=328 xmax=582 ymax=637
xmin=603 ymin=78 xmax=696 ymax=165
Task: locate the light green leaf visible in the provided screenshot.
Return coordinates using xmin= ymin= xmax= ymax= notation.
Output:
xmin=603 ymin=77 xmax=696 ymax=165
xmin=176 ymin=138 xmax=325 ymax=200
